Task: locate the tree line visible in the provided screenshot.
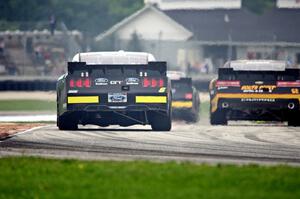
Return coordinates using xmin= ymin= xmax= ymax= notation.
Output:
xmin=0 ymin=0 xmax=143 ymax=36
xmin=0 ymin=0 xmax=275 ymax=36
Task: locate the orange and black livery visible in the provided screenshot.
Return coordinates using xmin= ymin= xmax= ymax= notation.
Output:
xmin=209 ymin=60 xmax=300 ymax=126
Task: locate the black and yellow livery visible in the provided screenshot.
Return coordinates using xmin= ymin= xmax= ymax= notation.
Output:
xmin=171 ymin=77 xmax=200 ymax=122
xmin=57 ymin=52 xmax=172 ymax=131
xmin=209 ymin=60 xmax=300 ymax=126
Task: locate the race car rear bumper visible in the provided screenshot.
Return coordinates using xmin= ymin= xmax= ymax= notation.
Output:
xmin=172 ymin=101 xmax=193 ymax=108
xmin=61 ymin=103 xmax=169 ymax=126
xmin=68 ymin=104 xmax=168 ymax=112
xmin=211 ymin=93 xmax=300 ymax=113
xmin=218 ymin=98 xmax=299 ymax=111
xmin=66 ymin=94 xmax=169 ymax=112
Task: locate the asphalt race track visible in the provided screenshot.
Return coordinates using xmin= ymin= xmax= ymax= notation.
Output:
xmin=1 ymin=120 xmax=300 ymax=165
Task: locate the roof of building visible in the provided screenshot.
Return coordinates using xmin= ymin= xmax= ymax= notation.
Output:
xmin=277 ymin=0 xmax=300 ymax=9
xmin=95 ymin=5 xmax=192 ymax=42
xmin=95 ymin=4 xmax=300 ymax=45
xmin=164 ymin=8 xmax=300 ymax=44
xmin=145 ymin=0 xmax=241 ymax=10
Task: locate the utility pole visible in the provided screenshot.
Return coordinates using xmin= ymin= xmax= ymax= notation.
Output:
xmin=224 ymin=14 xmax=232 ymax=61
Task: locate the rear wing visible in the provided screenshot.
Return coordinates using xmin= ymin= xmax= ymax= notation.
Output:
xmin=218 ymin=68 xmax=300 ymax=81
xmin=67 ymin=61 xmax=167 ymax=76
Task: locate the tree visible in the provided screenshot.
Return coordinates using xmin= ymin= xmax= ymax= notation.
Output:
xmin=0 ymin=0 xmax=143 ymax=36
xmin=242 ymin=0 xmax=276 ymax=14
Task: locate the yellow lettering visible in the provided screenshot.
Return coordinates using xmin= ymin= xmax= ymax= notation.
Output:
xmin=291 ymin=88 xmax=299 ymax=94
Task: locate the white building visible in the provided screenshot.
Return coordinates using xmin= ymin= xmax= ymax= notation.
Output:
xmin=95 ymin=0 xmax=300 ymax=72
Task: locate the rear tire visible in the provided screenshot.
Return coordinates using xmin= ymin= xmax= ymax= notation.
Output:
xmin=210 ymin=110 xmax=227 ymax=125
xmin=57 ymin=115 xmax=78 ymax=130
xmin=288 ymin=113 xmax=300 ymax=126
xmin=151 ymin=112 xmax=172 ymax=131
xmin=187 ymin=112 xmax=199 ymax=123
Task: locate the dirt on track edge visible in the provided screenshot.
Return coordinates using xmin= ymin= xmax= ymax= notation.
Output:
xmin=0 ymin=123 xmax=46 ymax=139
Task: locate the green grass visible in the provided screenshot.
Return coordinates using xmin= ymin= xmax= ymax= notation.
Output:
xmin=200 ymin=101 xmax=209 ymax=118
xmin=0 ymin=157 xmax=299 ymax=199
xmin=0 ymin=100 xmax=56 ymax=111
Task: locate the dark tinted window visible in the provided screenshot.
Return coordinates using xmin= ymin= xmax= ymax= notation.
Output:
xmin=172 ymin=81 xmax=191 ymax=90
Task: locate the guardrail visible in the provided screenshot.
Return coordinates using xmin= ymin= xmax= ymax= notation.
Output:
xmin=0 ymin=80 xmax=56 ymax=91
xmin=0 ymin=76 xmax=57 ymax=91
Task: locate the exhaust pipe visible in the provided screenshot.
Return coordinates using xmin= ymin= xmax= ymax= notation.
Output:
xmin=222 ymin=102 xmax=229 ymax=109
xmin=288 ymin=102 xmax=295 ymax=110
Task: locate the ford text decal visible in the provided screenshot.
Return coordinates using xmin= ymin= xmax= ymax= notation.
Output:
xmin=126 ymin=78 xmax=139 ymax=85
xmin=95 ymin=78 xmax=108 ymax=85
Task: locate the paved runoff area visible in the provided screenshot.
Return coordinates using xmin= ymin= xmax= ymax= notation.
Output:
xmin=1 ymin=121 xmax=300 ymax=166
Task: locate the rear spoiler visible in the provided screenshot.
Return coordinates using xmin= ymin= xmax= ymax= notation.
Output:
xmin=218 ymin=67 xmax=300 ymax=76
xmin=67 ymin=61 xmax=167 ymax=75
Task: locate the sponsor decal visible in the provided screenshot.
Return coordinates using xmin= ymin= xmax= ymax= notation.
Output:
xmin=217 ymin=86 xmax=228 ymax=90
xmin=110 ymin=80 xmax=123 ymax=85
xmin=95 ymin=78 xmax=108 ymax=85
xmin=291 ymin=88 xmax=299 ymax=94
xmin=255 ymin=81 xmax=264 ymax=85
xmin=241 ymin=85 xmax=276 ymax=93
xmin=126 ymin=77 xmax=139 ymax=85
xmin=159 ymin=87 xmax=166 ymax=93
xmin=241 ymin=98 xmax=275 ymax=102
xmin=68 ymin=90 xmax=78 ymax=93
xmin=108 ymin=93 xmax=127 ymax=103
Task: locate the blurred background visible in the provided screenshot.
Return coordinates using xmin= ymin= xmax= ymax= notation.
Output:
xmin=0 ymin=0 xmax=299 ymax=90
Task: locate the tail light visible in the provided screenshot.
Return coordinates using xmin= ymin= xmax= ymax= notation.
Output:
xmin=216 ymin=80 xmax=240 ymax=87
xmin=277 ymin=81 xmax=300 ymax=87
xmin=151 ymin=79 xmax=157 ymax=87
xmin=185 ymin=93 xmax=193 ymax=100
xmin=143 ymin=78 xmax=164 ymax=88
xmin=69 ymin=78 xmax=91 ymax=88
xmin=84 ymin=78 xmax=91 ymax=87
xmin=69 ymin=79 xmax=75 ymax=88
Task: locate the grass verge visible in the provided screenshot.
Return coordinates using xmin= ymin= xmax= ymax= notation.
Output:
xmin=0 ymin=100 xmax=55 ymax=111
xmin=200 ymin=101 xmax=209 ymax=119
xmin=0 ymin=157 xmax=299 ymax=199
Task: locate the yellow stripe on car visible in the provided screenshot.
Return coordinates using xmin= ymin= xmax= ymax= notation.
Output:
xmin=136 ymin=96 xmax=167 ymax=103
xmin=211 ymin=93 xmax=300 ymax=113
xmin=67 ymin=96 xmax=99 ymax=104
xmin=172 ymin=101 xmax=193 ymax=108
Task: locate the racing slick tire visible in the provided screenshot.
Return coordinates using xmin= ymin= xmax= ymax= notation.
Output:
xmin=288 ymin=113 xmax=300 ymax=126
xmin=187 ymin=112 xmax=199 ymax=123
xmin=151 ymin=110 xmax=172 ymax=131
xmin=57 ymin=115 xmax=78 ymax=130
xmin=210 ymin=110 xmax=227 ymax=125
xmin=190 ymin=104 xmax=200 ymax=123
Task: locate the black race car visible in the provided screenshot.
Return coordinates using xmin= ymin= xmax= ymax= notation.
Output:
xmin=167 ymin=71 xmax=200 ymax=122
xmin=57 ymin=51 xmax=172 ymax=131
xmin=209 ymin=60 xmax=300 ymax=126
